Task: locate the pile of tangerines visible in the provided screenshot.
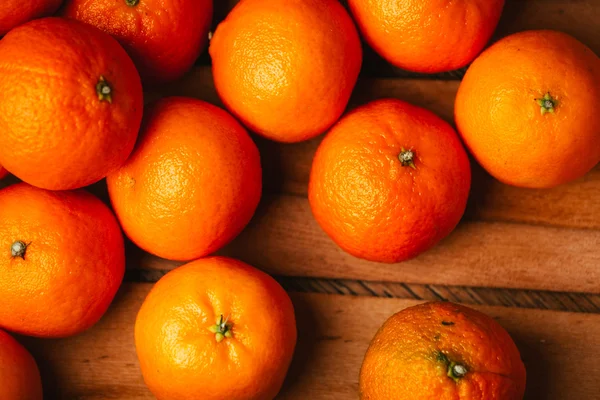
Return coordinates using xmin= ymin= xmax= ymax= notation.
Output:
xmin=0 ymin=0 xmax=598 ymax=399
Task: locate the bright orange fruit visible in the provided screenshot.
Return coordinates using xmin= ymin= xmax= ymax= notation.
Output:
xmin=135 ymin=257 xmax=297 ymax=400
xmin=62 ymin=0 xmax=213 ymax=83
xmin=0 ymin=0 xmax=61 ymax=35
xmin=210 ymin=0 xmax=362 ymax=143
xmin=348 ymin=0 xmax=505 ymax=73
xmin=360 ymin=302 xmax=526 ymax=400
xmin=309 ymin=99 xmax=471 ymax=263
xmin=107 ymin=97 xmax=262 ymax=261
xmin=0 ymin=17 xmax=142 ymax=190
xmin=0 ymin=183 xmax=125 ymax=338
xmin=455 ymin=30 xmax=600 ymax=188
xmin=0 ymin=329 xmax=43 ymax=400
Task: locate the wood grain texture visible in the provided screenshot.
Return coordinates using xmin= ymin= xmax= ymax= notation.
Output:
xmin=127 ymin=194 xmax=600 ymax=294
xmin=20 ymin=284 xmax=600 ymax=399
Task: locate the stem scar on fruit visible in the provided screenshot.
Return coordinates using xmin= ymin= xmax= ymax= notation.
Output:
xmin=536 ymin=92 xmax=558 ymax=115
xmin=125 ymin=0 xmax=139 ymax=6
xmin=448 ymin=362 xmax=468 ymax=381
xmin=10 ymin=240 xmax=29 ymax=259
xmin=399 ymin=147 xmax=416 ymax=169
xmin=436 ymin=351 xmax=468 ymax=382
xmin=96 ymin=76 xmax=113 ymax=103
xmin=208 ymin=315 xmax=233 ymax=343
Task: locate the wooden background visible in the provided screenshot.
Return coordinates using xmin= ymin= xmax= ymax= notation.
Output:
xmin=2 ymin=0 xmax=599 ymax=398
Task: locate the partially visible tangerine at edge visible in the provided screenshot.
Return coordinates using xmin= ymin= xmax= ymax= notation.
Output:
xmin=210 ymin=0 xmax=363 ymax=143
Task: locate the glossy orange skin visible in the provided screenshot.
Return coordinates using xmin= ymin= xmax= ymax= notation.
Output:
xmin=210 ymin=0 xmax=362 ymax=143
xmin=0 ymin=330 xmax=43 ymax=400
xmin=135 ymin=257 xmax=297 ymax=400
xmin=309 ymin=99 xmax=471 ymax=263
xmin=456 ymin=30 xmax=600 ymax=188
xmin=62 ymin=0 xmax=212 ymax=83
xmin=360 ymin=302 xmax=526 ymax=400
xmin=348 ymin=0 xmax=504 ymax=73
xmin=107 ymin=97 xmax=262 ymax=261
xmin=0 ymin=183 xmax=125 ymax=338
xmin=0 ymin=18 xmax=142 ymax=191
xmin=0 ymin=0 xmax=61 ymax=36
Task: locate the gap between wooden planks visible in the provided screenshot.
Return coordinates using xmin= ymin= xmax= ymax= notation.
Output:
xmin=127 ymin=269 xmax=600 ymax=314
xmin=144 ymin=67 xmax=600 ymax=295
xmin=20 ymin=283 xmax=600 ymax=400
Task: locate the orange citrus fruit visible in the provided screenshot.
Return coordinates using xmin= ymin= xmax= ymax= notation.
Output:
xmin=62 ymin=0 xmax=213 ymax=83
xmin=0 ymin=0 xmax=61 ymax=36
xmin=0 ymin=183 xmax=125 ymax=337
xmin=107 ymin=97 xmax=262 ymax=261
xmin=455 ymin=30 xmax=600 ymax=188
xmin=348 ymin=0 xmax=505 ymax=73
xmin=309 ymin=99 xmax=471 ymax=263
xmin=0 ymin=329 xmax=43 ymax=400
xmin=209 ymin=0 xmax=362 ymax=143
xmin=360 ymin=302 xmax=526 ymax=400
xmin=135 ymin=257 xmax=297 ymax=400
xmin=0 ymin=17 xmax=143 ymax=190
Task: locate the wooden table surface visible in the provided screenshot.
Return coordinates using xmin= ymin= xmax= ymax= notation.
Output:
xmin=2 ymin=0 xmax=600 ymax=398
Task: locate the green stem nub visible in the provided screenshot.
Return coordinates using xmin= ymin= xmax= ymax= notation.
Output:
xmin=399 ymin=148 xmax=416 ymax=169
xmin=208 ymin=315 xmax=233 ymax=343
xmin=536 ymin=92 xmax=558 ymax=115
xmin=11 ymin=241 xmax=28 ymax=259
xmin=96 ymin=76 xmax=113 ymax=103
xmin=448 ymin=362 xmax=468 ymax=382
xmin=125 ymin=0 xmax=139 ymax=6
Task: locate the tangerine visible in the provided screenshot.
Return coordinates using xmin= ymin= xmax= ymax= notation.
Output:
xmin=62 ymin=0 xmax=213 ymax=83
xmin=360 ymin=302 xmax=526 ymax=400
xmin=309 ymin=99 xmax=471 ymax=263
xmin=210 ymin=0 xmax=362 ymax=143
xmin=0 ymin=183 xmax=125 ymax=337
xmin=0 ymin=329 xmax=43 ymax=400
xmin=348 ymin=0 xmax=505 ymax=73
xmin=107 ymin=97 xmax=262 ymax=261
xmin=0 ymin=0 xmax=61 ymax=36
xmin=135 ymin=257 xmax=297 ymax=400
xmin=455 ymin=30 xmax=600 ymax=188
xmin=0 ymin=18 xmax=142 ymax=190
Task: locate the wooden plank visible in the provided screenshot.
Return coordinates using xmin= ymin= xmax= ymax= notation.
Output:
xmin=20 ymin=284 xmax=600 ymax=399
xmin=496 ymin=0 xmax=600 ymax=56
xmin=130 ymin=195 xmax=600 ymax=294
